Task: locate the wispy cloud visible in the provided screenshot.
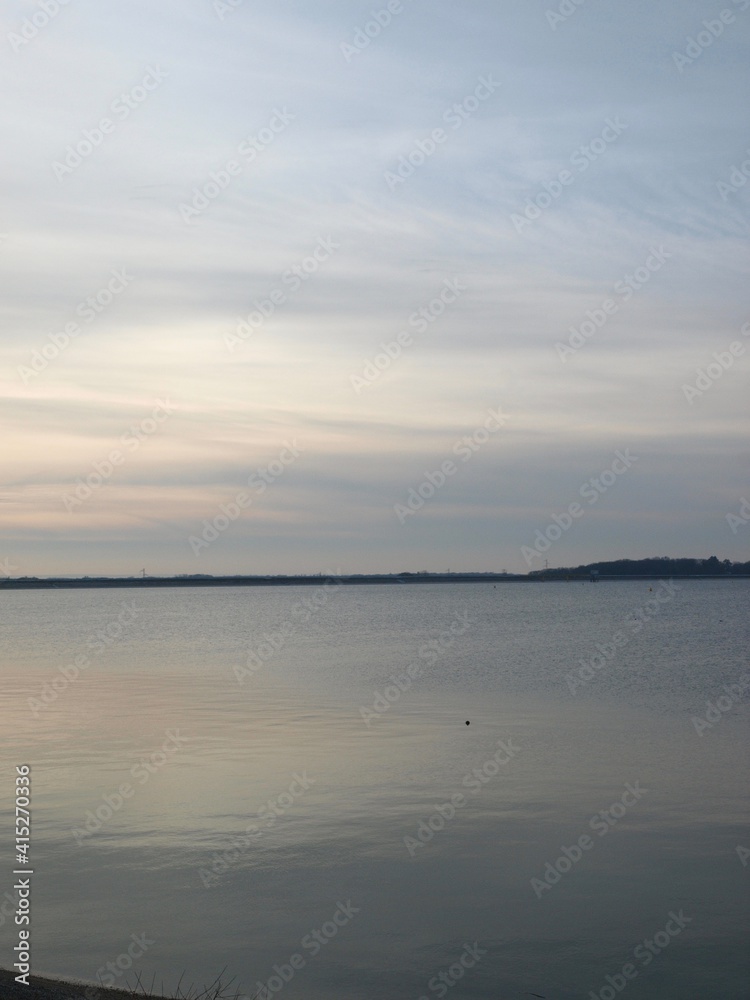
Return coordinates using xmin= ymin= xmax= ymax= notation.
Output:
xmin=1 ymin=0 xmax=747 ymax=573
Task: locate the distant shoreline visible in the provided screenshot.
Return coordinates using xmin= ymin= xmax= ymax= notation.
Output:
xmin=1 ymin=572 xmax=748 ymax=590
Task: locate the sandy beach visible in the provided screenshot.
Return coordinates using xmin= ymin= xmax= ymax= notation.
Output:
xmin=0 ymin=968 xmax=167 ymax=1000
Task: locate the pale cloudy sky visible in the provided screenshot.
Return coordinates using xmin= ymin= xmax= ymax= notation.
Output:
xmin=1 ymin=0 xmax=748 ymax=576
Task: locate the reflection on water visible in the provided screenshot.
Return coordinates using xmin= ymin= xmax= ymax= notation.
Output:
xmin=0 ymin=582 xmax=748 ymax=999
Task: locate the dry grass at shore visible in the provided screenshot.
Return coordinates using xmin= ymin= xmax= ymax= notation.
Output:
xmin=0 ymin=968 xmax=252 ymax=1000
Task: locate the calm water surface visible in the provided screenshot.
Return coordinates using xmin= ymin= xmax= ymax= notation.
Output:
xmin=0 ymin=581 xmax=748 ymax=999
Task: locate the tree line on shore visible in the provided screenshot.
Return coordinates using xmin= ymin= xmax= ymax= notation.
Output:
xmin=531 ymin=556 xmax=749 ymax=578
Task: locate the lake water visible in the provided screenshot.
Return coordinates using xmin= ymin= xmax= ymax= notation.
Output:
xmin=1 ymin=581 xmax=748 ymax=1000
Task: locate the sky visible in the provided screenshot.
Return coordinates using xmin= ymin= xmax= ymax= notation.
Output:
xmin=1 ymin=0 xmax=748 ymax=576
